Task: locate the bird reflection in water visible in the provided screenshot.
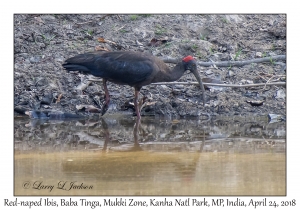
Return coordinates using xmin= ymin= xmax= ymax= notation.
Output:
xmin=101 ymin=117 xmax=143 ymax=152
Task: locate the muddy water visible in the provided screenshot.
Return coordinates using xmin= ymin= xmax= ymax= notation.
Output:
xmin=14 ymin=115 xmax=286 ymax=196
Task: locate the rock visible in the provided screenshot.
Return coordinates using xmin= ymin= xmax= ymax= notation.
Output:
xmin=41 ymin=15 xmax=56 ymax=23
xmin=41 ymin=94 xmax=53 ymax=105
xmin=213 ymin=100 xmax=220 ymax=107
xmin=55 ymin=57 xmax=64 ymax=62
xmin=239 ymin=80 xmax=245 ymax=85
xmin=274 ymin=128 xmax=286 ymax=137
xmin=268 ymin=114 xmax=285 ymax=123
xmin=174 ymin=85 xmax=184 ymax=89
xmin=224 ymin=15 xmax=243 ymax=23
xmin=275 ymin=89 xmax=285 ymax=99
xmin=256 ymin=52 xmax=262 ymax=57
xmin=205 ymin=69 xmax=213 ymax=75
xmin=29 ymin=56 xmax=40 ymax=63
xmin=228 ymin=70 xmax=235 ymax=77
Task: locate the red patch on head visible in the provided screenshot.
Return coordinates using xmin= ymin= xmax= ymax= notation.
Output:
xmin=182 ymin=55 xmax=194 ymax=63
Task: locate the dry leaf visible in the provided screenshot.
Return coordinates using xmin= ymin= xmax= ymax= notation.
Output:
xmin=56 ymin=93 xmax=63 ymax=103
xmin=97 ymin=37 xmax=106 ymax=43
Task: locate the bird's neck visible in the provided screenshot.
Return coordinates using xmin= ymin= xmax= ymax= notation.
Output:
xmin=161 ymin=63 xmax=185 ymax=82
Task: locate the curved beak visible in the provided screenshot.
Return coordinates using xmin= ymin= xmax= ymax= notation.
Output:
xmin=191 ymin=69 xmax=206 ymax=105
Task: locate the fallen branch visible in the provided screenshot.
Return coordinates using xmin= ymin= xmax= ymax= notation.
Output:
xmin=88 ymin=79 xmax=285 ymax=88
xmin=162 ymin=55 xmax=286 ymax=67
xmin=151 ymin=82 xmax=286 ymax=87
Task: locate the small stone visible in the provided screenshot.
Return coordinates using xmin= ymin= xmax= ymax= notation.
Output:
xmin=240 ymin=79 xmax=246 ymax=84
xmin=174 ymin=85 xmax=184 ymax=89
xmin=29 ymin=56 xmax=40 ymax=63
xmin=275 ymin=128 xmax=286 ymax=137
xmin=213 ymin=100 xmax=219 ymax=107
xmin=256 ymin=52 xmax=262 ymax=57
xmin=55 ymin=57 xmax=64 ymax=62
xmin=205 ymin=69 xmax=213 ymax=75
xmin=41 ymin=15 xmax=56 ymax=22
xmin=233 ymin=103 xmax=239 ymax=107
xmin=225 ymin=15 xmax=243 ymax=23
xmin=275 ymin=89 xmax=286 ymax=99
xmin=24 ymin=59 xmax=31 ymax=64
xmin=228 ymin=70 xmax=235 ymax=77
xmin=160 ymin=85 xmax=169 ymax=90
xmin=39 ymin=43 xmax=46 ymax=49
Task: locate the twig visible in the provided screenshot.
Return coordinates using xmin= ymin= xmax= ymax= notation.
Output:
xmin=199 ymin=55 xmax=286 ymax=67
xmin=255 ymin=72 xmax=268 ymax=82
xmin=263 ymin=75 xmax=286 ymax=90
xmin=116 ymin=25 xmax=126 ymax=31
xmin=75 ymin=20 xmax=93 ymax=25
xmin=98 ymin=38 xmax=117 ymax=45
xmin=162 ymin=55 xmax=286 ymax=67
xmin=88 ymin=79 xmax=285 ymax=88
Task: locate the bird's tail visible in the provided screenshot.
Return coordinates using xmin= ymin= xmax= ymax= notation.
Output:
xmin=62 ymin=63 xmax=91 ymax=73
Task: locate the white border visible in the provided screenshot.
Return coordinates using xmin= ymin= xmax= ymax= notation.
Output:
xmin=4 ymin=1 xmax=297 ymax=209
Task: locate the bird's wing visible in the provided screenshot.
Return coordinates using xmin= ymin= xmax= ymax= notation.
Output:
xmin=63 ymin=51 xmax=156 ymax=86
xmin=101 ymin=54 xmax=154 ymax=86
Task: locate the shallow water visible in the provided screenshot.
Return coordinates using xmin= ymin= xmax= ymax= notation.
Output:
xmin=14 ymin=115 xmax=286 ymax=195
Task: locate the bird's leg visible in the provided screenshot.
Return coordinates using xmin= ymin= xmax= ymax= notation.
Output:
xmin=101 ymin=118 xmax=110 ymax=152
xmin=134 ymin=88 xmax=141 ymax=119
xmin=101 ymin=79 xmax=110 ymax=116
xmin=133 ymin=116 xmax=141 ymax=146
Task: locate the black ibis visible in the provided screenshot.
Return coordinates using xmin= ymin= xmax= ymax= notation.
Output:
xmin=62 ymin=51 xmax=206 ymax=119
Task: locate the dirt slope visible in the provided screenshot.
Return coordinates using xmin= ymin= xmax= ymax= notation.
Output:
xmin=14 ymin=14 xmax=286 ymax=118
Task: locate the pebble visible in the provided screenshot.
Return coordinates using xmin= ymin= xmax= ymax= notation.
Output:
xmin=256 ymin=52 xmax=262 ymax=57
xmin=275 ymin=89 xmax=285 ymax=99
xmin=228 ymin=70 xmax=235 ymax=77
xmin=29 ymin=56 xmax=40 ymax=63
xmin=205 ymin=69 xmax=214 ymax=75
